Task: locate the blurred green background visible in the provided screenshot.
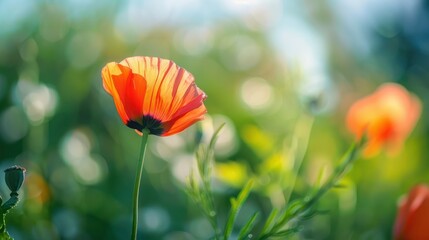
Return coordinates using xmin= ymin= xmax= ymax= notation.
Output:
xmin=0 ymin=0 xmax=428 ymax=239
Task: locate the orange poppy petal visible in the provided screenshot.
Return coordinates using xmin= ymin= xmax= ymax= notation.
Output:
xmin=102 ymin=62 xmax=130 ymax=124
xmin=103 ymin=56 xmax=207 ymax=136
xmin=394 ymin=185 xmax=429 ymax=240
xmin=116 ymin=64 xmax=147 ymax=121
xmin=119 ymin=57 xmax=198 ymax=120
xmin=102 ymin=62 xmax=149 ymax=123
xmin=162 ymin=104 xmax=207 ymax=136
xmin=169 ymin=88 xmax=206 ymax=120
xmin=346 ymin=83 xmax=421 ymax=156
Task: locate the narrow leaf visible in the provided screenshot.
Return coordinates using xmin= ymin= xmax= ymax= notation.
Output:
xmin=223 ymin=180 xmax=254 ymax=240
xmin=237 ymin=212 xmax=259 ymax=240
xmin=259 ymin=209 xmax=278 ymax=236
xmin=271 ymin=227 xmax=299 ymax=237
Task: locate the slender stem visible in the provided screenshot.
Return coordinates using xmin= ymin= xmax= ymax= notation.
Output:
xmin=131 ymin=129 xmax=150 ymax=240
xmin=283 ymin=115 xmax=314 ymax=206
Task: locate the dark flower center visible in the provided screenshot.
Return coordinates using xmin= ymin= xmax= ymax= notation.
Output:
xmin=126 ymin=115 xmax=164 ymax=136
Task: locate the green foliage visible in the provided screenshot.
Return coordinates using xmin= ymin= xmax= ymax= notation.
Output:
xmin=0 ymin=232 xmax=12 ymax=240
xmin=237 ymin=212 xmax=259 ymax=240
xmin=186 ymin=124 xmax=225 ymax=238
xmin=187 ymin=122 xmax=365 ymax=240
xmin=223 ymin=180 xmax=254 ymax=240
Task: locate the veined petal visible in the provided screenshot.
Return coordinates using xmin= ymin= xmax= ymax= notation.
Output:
xmin=162 ymin=104 xmax=207 ymax=136
xmin=102 ymin=62 xmax=148 ymax=122
xmin=169 ymin=86 xmax=206 ymax=120
xmin=103 ymin=56 xmax=207 ymax=136
xmin=102 ymin=62 xmax=129 ymax=124
xmin=119 ymin=65 xmax=147 ymax=121
xmin=119 ymin=57 xmax=200 ymax=120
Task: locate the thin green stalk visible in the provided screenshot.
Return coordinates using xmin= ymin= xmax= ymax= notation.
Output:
xmin=131 ymin=128 xmax=150 ymax=240
xmin=283 ymin=115 xmax=314 ymax=206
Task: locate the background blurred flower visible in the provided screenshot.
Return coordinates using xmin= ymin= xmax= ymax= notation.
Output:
xmin=215 ymin=161 xmax=247 ymax=187
xmin=102 ymin=56 xmax=207 ymax=136
xmin=346 ymin=83 xmax=421 ymax=156
xmin=394 ymin=184 xmax=429 ymax=240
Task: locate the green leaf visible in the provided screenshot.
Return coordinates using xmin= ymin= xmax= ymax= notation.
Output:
xmin=259 ymin=209 xmax=278 ymax=236
xmin=209 ymin=123 xmax=225 ymax=151
xmin=270 ymin=227 xmax=299 ymax=238
xmin=223 ymin=179 xmax=254 ymax=240
xmin=297 ymin=208 xmax=319 ymax=221
xmin=237 ymin=212 xmax=258 ymax=240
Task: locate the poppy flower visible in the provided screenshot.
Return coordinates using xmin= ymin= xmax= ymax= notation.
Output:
xmin=102 ymin=56 xmax=207 ymax=136
xmin=346 ymin=83 xmax=421 ymax=156
xmin=394 ymin=184 xmax=429 ymax=240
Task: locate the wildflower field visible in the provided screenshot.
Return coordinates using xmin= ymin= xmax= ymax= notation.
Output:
xmin=0 ymin=1 xmax=428 ymax=240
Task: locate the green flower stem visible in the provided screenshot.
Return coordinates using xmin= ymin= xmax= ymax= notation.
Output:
xmin=131 ymin=128 xmax=150 ymax=240
xmin=304 ymin=139 xmax=363 ymax=209
xmin=283 ymin=115 xmax=314 ymax=206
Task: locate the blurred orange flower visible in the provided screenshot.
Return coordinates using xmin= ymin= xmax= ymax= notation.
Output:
xmin=102 ymin=56 xmax=207 ymax=136
xmin=394 ymin=184 xmax=429 ymax=240
xmin=346 ymin=83 xmax=421 ymax=156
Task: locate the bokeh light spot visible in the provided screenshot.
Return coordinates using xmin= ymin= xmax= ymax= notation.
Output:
xmin=60 ymin=129 xmax=107 ymax=185
xmin=0 ymin=107 xmax=28 ymax=143
xmin=140 ymin=206 xmax=170 ymax=233
xmin=240 ymin=77 xmax=274 ymax=111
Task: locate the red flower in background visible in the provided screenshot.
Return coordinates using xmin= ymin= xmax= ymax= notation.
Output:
xmin=394 ymin=185 xmax=429 ymax=240
xmin=346 ymin=83 xmax=421 ymax=156
xmin=102 ymin=56 xmax=207 ymax=136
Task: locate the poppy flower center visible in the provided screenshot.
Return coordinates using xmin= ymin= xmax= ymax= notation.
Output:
xmin=126 ymin=115 xmax=164 ymax=136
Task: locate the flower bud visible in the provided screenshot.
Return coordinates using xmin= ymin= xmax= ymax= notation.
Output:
xmin=4 ymin=166 xmax=26 ymax=194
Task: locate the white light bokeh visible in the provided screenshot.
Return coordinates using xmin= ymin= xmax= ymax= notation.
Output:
xmin=139 ymin=206 xmax=170 ymax=233
xmin=270 ymin=17 xmax=338 ymax=112
xmin=153 ymin=135 xmax=185 ymax=160
xmin=240 ymin=77 xmax=274 ymax=111
xmin=14 ymin=80 xmax=58 ymax=125
xmin=187 ymin=218 xmax=214 ymax=239
xmin=60 ymin=129 xmax=107 ymax=185
xmin=171 ymin=153 xmax=197 ymax=184
xmin=271 ymin=17 xmax=327 ymax=77
xmin=199 ymin=115 xmax=238 ymax=158
xmin=0 ymin=107 xmax=29 ymax=143
xmin=23 ymin=85 xmax=58 ymax=125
